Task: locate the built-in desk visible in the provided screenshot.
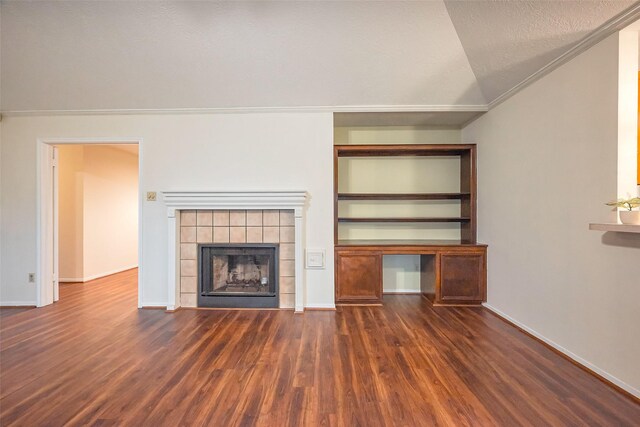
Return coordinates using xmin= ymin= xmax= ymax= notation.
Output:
xmin=335 ymin=240 xmax=487 ymax=306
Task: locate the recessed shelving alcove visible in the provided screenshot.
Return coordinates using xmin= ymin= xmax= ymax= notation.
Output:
xmin=334 ymin=144 xmax=477 ymax=243
xmin=333 ymin=140 xmax=487 ymax=307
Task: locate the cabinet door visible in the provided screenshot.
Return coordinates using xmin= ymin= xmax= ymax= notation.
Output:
xmin=439 ymin=253 xmax=486 ymax=303
xmin=335 ymin=252 xmax=382 ymax=304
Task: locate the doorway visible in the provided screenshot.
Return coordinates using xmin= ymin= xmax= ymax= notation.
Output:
xmin=37 ymin=138 xmax=143 ymax=308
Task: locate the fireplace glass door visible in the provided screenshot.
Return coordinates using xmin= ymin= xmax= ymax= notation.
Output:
xmin=199 ymin=244 xmax=279 ymax=308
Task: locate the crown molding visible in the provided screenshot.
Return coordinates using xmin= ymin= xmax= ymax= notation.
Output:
xmin=488 ymin=3 xmax=640 ymax=110
xmin=0 ymin=104 xmax=488 ymax=117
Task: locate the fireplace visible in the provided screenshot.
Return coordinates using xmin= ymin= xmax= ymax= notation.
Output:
xmin=198 ymin=244 xmax=279 ymax=308
xmin=163 ymin=191 xmax=307 ymax=312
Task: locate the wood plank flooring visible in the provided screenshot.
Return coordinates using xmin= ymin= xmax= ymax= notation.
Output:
xmin=1 ymin=269 xmax=638 ymax=426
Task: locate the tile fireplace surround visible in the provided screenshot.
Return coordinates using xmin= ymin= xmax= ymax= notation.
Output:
xmin=163 ymin=191 xmax=307 ymax=312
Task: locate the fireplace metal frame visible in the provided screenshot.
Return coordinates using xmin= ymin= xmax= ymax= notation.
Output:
xmin=197 ymin=243 xmax=279 ymax=308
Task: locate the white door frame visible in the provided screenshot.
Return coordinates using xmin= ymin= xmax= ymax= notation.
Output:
xmin=36 ymin=137 xmax=144 ymax=308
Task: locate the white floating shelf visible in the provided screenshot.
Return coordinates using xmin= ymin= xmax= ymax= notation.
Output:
xmin=589 ymin=223 xmax=640 ymax=233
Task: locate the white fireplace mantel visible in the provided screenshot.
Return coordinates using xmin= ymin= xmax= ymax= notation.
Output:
xmin=162 ymin=191 xmax=308 ymax=312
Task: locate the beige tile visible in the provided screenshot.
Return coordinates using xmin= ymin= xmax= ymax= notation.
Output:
xmin=230 ymin=227 xmax=246 ymax=243
xmin=279 ymin=243 xmax=295 ymax=260
xmin=280 ymin=276 xmax=295 ymax=293
xmin=229 ymin=210 xmax=246 ymax=226
xmin=246 ymin=227 xmax=263 ymax=243
xmin=246 ymin=210 xmax=263 ymax=226
xmin=280 ymin=260 xmax=295 ymax=277
xmin=181 ymin=260 xmax=197 ymax=277
xmin=181 ymin=243 xmax=197 ymax=260
xmin=280 ymin=210 xmax=295 ymax=226
xmin=196 ymin=226 xmax=212 ymax=243
xmin=263 ymin=210 xmax=279 ymax=226
xmin=279 ymin=293 xmax=294 ymax=309
xmin=279 ymin=226 xmax=295 ymax=243
xmin=181 ymin=293 xmax=197 ymax=307
xmin=213 ymin=227 xmax=230 ymax=243
xmin=196 ymin=211 xmax=213 ymax=226
xmin=213 ymin=210 xmax=229 ymax=226
xmin=181 ymin=276 xmax=197 ymax=293
xmin=181 ymin=211 xmax=196 ymax=226
xmin=263 ymin=226 xmax=280 ymax=243
xmin=181 ymin=227 xmax=196 ymax=243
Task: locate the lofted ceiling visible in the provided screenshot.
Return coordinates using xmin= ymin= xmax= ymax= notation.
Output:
xmin=444 ymin=0 xmax=636 ymax=105
xmin=0 ymin=1 xmax=636 ymax=113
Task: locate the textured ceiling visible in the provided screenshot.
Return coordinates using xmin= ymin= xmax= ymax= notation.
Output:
xmin=0 ymin=1 xmax=484 ymax=111
xmin=444 ymin=0 xmax=635 ymax=104
xmin=0 ymin=1 xmax=636 ymax=112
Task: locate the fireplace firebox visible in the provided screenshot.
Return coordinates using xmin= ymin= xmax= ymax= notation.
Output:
xmin=198 ymin=244 xmax=279 ymax=308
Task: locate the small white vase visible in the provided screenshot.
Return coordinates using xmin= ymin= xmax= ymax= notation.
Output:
xmin=619 ymin=210 xmax=640 ymax=225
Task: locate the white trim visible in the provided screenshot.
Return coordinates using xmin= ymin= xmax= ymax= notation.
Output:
xmin=162 ymin=191 xmax=308 ymax=313
xmin=488 ymin=3 xmax=640 ymax=110
xmin=0 ymin=301 xmax=38 ymax=307
xmin=2 ymin=104 xmax=488 ymax=117
xmin=36 ymin=137 xmax=144 ymax=308
xmin=304 ymin=303 xmax=336 ymax=310
xmin=59 ymin=264 xmax=138 ymax=283
xmin=140 ymin=302 xmax=168 ymax=308
xmin=483 ymin=303 xmax=640 ymax=399
xmin=162 ymin=191 xmax=308 ymax=210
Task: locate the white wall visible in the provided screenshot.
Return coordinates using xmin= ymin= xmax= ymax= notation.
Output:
xmin=58 ymin=145 xmax=139 ymax=281
xmin=82 ymin=146 xmax=139 ymax=280
xmin=0 ymin=113 xmax=335 ymax=308
xmin=463 ymin=33 xmax=640 ymax=396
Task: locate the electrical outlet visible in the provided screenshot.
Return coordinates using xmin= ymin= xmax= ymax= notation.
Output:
xmin=305 ymin=249 xmax=326 ymax=269
xmin=28 ymin=273 xmax=35 ymax=283
xmin=146 ymin=191 xmax=157 ymax=201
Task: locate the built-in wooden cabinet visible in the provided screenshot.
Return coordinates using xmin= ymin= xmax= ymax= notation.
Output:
xmin=336 ymin=243 xmax=487 ymax=306
xmin=437 ymin=250 xmax=486 ymax=304
xmin=335 ymin=251 xmax=382 ymax=304
xmin=334 ymin=144 xmax=487 ymax=307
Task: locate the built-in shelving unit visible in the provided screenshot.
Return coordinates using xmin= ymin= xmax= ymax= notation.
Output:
xmin=334 ymin=144 xmax=477 ymax=243
xmin=333 ymin=143 xmax=487 ymax=307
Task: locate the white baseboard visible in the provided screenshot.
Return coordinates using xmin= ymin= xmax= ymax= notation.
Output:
xmin=140 ymin=302 xmax=167 ymax=309
xmin=0 ymin=301 xmax=37 ymax=307
xmin=305 ymin=303 xmax=336 ymax=310
xmin=483 ymin=303 xmax=640 ymax=399
xmin=383 ymin=289 xmax=421 ymax=294
xmin=60 ymin=265 xmax=138 ymax=283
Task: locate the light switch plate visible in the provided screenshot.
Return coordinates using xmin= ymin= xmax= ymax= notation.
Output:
xmin=146 ymin=191 xmax=157 ymax=201
xmin=305 ymin=249 xmax=325 ymax=269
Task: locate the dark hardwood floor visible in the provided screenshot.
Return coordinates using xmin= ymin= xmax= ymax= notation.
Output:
xmin=1 ymin=269 xmax=638 ymax=426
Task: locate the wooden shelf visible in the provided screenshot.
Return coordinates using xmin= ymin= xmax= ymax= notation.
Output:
xmin=337 ymin=192 xmax=469 ymax=201
xmin=338 ymin=217 xmax=471 ymax=223
xmin=589 ymin=223 xmax=640 ymax=233
xmin=337 ymin=239 xmax=486 ymax=247
xmin=335 ymin=144 xmax=475 ymax=157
